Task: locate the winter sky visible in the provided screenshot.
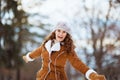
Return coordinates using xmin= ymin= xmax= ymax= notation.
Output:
xmin=21 ymin=0 xmax=109 ymax=24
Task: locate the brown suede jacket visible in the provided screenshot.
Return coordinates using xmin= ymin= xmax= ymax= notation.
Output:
xmin=28 ymin=42 xmax=90 ymax=80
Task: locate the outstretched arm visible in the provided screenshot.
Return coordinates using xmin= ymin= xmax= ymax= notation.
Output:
xmin=68 ymin=50 xmax=106 ymax=80
xmin=23 ymin=45 xmax=43 ymax=63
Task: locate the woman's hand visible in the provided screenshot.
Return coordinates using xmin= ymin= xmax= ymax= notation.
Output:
xmin=23 ymin=56 xmax=29 ymax=63
xmin=89 ymin=72 xmax=106 ymax=80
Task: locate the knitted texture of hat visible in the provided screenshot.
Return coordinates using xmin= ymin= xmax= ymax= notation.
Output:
xmin=55 ymin=22 xmax=71 ymax=34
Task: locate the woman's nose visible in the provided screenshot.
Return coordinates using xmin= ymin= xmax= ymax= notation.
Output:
xmin=59 ymin=32 xmax=63 ymax=35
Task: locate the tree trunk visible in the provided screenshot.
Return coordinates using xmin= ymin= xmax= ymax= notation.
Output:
xmin=16 ymin=68 xmax=20 ymax=80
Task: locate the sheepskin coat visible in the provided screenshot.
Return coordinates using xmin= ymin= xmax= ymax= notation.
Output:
xmin=28 ymin=40 xmax=90 ymax=80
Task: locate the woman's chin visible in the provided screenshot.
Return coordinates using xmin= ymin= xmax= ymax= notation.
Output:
xmin=56 ymin=39 xmax=64 ymax=42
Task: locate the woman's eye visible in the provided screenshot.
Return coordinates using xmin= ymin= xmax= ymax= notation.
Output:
xmin=57 ymin=29 xmax=61 ymax=32
xmin=63 ymin=31 xmax=66 ymax=33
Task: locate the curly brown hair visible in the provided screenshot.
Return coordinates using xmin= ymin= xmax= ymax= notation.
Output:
xmin=42 ymin=31 xmax=75 ymax=53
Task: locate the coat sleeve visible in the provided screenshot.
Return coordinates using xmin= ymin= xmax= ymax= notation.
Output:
xmin=67 ymin=49 xmax=90 ymax=75
xmin=25 ymin=45 xmax=43 ymax=61
xmin=29 ymin=45 xmax=43 ymax=59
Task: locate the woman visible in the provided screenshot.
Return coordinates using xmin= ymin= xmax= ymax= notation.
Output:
xmin=23 ymin=22 xmax=106 ymax=80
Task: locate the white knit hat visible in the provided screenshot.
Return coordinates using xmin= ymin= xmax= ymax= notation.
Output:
xmin=54 ymin=22 xmax=71 ymax=34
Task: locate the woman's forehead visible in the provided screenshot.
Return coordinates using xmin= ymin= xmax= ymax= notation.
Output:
xmin=56 ymin=29 xmax=67 ymax=32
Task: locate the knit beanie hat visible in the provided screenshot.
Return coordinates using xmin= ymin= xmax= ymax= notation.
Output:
xmin=54 ymin=22 xmax=71 ymax=34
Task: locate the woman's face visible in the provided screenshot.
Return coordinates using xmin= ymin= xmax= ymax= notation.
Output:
xmin=55 ymin=29 xmax=67 ymax=42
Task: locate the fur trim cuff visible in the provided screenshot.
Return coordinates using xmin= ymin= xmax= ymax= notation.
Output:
xmin=26 ymin=52 xmax=34 ymax=61
xmin=85 ymin=69 xmax=96 ymax=80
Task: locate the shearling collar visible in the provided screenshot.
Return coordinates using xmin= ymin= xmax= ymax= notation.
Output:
xmin=45 ymin=40 xmax=60 ymax=54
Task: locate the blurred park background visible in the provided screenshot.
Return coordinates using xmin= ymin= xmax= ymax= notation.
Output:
xmin=0 ymin=0 xmax=120 ymax=80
